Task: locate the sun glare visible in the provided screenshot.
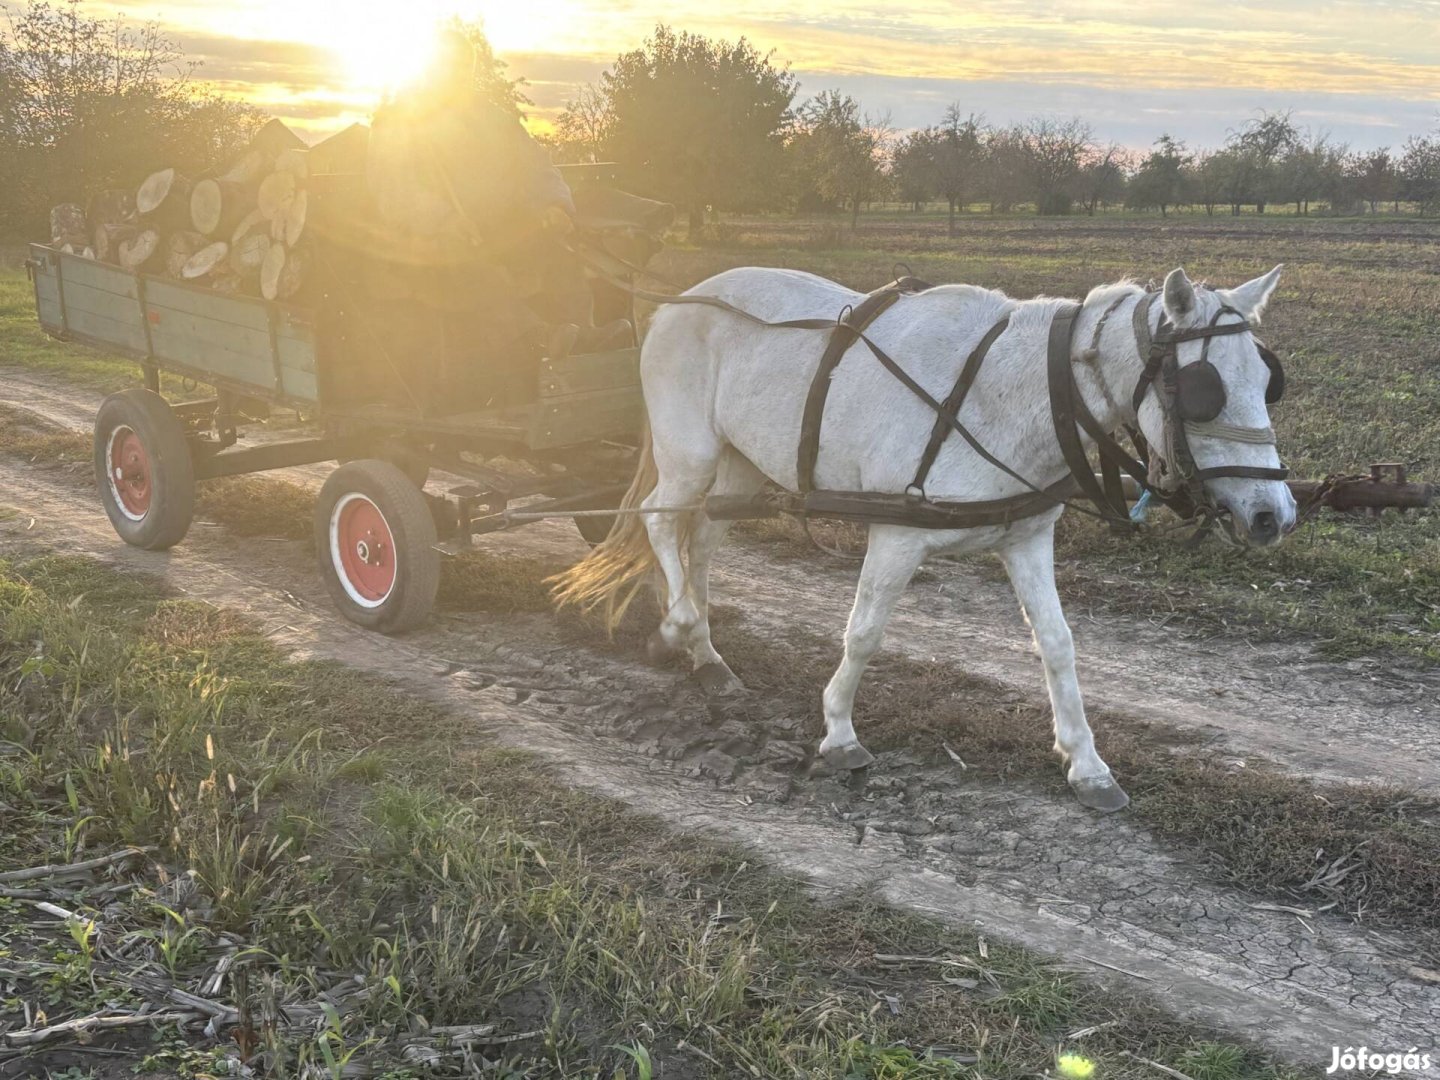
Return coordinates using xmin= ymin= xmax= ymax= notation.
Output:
xmin=286 ymin=1 xmax=576 ymax=104
xmin=319 ymin=7 xmax=446 ymax=99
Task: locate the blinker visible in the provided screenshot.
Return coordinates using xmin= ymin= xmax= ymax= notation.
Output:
xmin=1175 ymin=360 xmax=1227 ymax=422
xmin=1258 ymin=344 xmax=1285 ymax=405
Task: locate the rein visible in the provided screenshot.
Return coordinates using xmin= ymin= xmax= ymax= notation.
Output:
xmin=578 ymin=245 xmax=1287 ymax=532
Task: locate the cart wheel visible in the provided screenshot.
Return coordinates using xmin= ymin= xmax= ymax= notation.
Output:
xmin=337 ymin=447 xmax=429 ymax=488
xmin=93 ymin=388 xmax=195 ymax=550
xmin=315 ymin=459 xmax=439 ymax=634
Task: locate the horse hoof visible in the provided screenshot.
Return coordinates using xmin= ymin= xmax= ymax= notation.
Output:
xmin=1071 ymin=775 xmax=1130 ymax=813
xmin=821 ymin=740 xmax=876 ymax=771
xmin=646 ymin=631 xmax=682 ymax=666
xmin=694 ymin=663 xmax=745 ymax=697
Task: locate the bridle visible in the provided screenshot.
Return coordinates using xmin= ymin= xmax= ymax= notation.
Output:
xmin=1055 ymin=289 xmax=1289 ymax=526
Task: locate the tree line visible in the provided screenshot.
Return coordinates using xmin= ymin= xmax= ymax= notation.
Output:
xmin=0 ymin=0 xmax=269 ymax=239
xmin=554 ymin=26 xmax=1440 ymax=235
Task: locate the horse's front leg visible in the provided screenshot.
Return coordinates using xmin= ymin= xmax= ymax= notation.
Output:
xmin=999 ymin=521 xmax=1129 ymax=812
xmin=819 ymin=527 xmax=930 ymax=770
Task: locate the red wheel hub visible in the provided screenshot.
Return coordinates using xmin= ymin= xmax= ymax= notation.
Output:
xmin=334 ymin=495 xmax=396 ymax=603
xmin=108 ymin=427 xmax=151 ymax=517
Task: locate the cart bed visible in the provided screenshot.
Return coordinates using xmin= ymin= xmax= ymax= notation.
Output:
xmin=28 ymin=244 xmax=643 ymax=451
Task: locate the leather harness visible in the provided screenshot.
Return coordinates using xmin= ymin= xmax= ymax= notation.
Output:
xmin=574 ymin=246 xmax=1287 ymax=532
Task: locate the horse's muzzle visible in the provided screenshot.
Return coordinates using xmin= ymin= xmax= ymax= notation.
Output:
xmin=1247 ymin=510 xmax=1281 ymax=546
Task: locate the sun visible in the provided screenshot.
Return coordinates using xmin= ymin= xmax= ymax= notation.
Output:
xmin=323 ymin=6 xmax=448 ymax=99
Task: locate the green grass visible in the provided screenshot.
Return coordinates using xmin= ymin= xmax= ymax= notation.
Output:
xmin=0 ymin=553 xmax=1305 ymax=1079
xmin=0 ymin=267 xmax=144 ymax=393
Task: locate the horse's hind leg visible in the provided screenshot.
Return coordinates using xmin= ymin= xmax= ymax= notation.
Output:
xmin=682 ymin=449 xmax=765 ymax=695
xmin=642 ymin=430 xmax=722 ymax=664
xmin=998 ymin=520 xmax=1128 ymax=813
xmin=819 ymin=526 xmax=930 ymax=770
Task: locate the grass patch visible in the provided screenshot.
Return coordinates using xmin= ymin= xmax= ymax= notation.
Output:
xmin=0 ymin=270 xmax=143 ymax=393
xmin=0 ymin=553 xmax=1305 ymax=1079
xmin=438 ymin=549 xmax=565 ymax=613
xmin=1053 ymin=511 xmax=1440 ymax=662
xmin=193 ymin=475 xmax=314 ymax=540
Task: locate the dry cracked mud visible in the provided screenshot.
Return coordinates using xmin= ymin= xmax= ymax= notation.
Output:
xmin=2 ymin=365 xmax=1438 ymax=1073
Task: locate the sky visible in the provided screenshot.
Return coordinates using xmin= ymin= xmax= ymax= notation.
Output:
xmin=21 ymin=0 xmax=1440 ymax=150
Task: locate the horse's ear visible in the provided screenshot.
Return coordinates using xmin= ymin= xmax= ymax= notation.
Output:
xmin=1220 ymin=264 xmax=1283 ymax=325
xmin=1162 ymin=267 xmax=1198 ymax=326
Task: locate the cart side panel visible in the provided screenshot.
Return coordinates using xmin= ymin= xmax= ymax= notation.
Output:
xmin=528 ymin=346 xmax=642 ymax=450
xmin=59 ymin=279 xmax=150 ymax=356
xmin=27 ymin=245 xmax=321 ymax=407
xmin=144 ymin=278 xmax=319 ymax=405
xmin=28 ymin=246 xmax=151 ymax=354
xmin=31 ymin=250 xmax=64 ymax=332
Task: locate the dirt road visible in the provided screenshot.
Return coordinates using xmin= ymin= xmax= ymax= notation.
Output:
xmin=2 ymin=364 xmax=1438 ymax=1070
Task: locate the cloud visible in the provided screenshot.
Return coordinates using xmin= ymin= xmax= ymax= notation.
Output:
xmin=18 ymin=0 xmax=1432 ymax=149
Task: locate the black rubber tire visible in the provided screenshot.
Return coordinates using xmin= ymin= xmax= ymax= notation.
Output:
xmin=337 ymin=446 xmax=429 ymax=489
xmin=93 ymin=388 xmax=195 ymax=551
xmin=314 ymin=459 xmax=440 ymax=634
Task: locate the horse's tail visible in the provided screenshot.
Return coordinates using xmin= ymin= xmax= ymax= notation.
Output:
xmin=549 ymin=423 xmax=683 ymax=632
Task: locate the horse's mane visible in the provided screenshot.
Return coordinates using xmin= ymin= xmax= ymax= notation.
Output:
xmin=1081 ymin=278 xmax=1145 ymax=309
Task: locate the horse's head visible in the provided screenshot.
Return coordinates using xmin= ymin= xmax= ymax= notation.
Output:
xmin=1141 ymin=265 xmax=1295 ymax=546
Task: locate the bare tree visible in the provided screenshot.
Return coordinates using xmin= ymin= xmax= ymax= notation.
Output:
xmin=931 ymin=106 xmax=985 ymax=235
xmin=1350 ymin=148 xmax=1396 ymax=214
xmin=1079 ymin=140 xmax=1130 ymax=216
xmin=553 ymin=84 xmax=611 ymax=163
xmin=1018 ymin=116 xmax=1093 ymax=215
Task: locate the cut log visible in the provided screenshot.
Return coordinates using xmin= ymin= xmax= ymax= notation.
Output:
xmin=229 ymin=231 xmax=271 ymax=277
xmin=210 ymin=269 xmax=247 ymax=295
xmin=50 ymin=203 xmax=88 ymax=249
xmin=181 ymin=241 xmax=230 ymax=280
xmin=277 ymin=247 xmax=306 ymax=300
xmin=219 ymin=149 xmax=268 ymax=185
xmin=136 ymin=169 xmax=193 ymax=229
xmin=308 ymin=123 xmax=368 ymax=175
xmin=86 ymin=189 xmax=136 ymax=230
xmin=257 ymin=171 xmax=298 ymax=221
xmin=230 ymin=208 xmax=268 ymax=247
xmin=93 ymin=223 xmax=137 ymax=264
xmin=274 ymin=148 xmax=308 ymax=179
xmin=259 ymin=242 xmax=287 ymax=301
xmin=190 ymin=178 xmax=253 ymax=237
xmin=118 ymin=227 xmax=162 ymax=272
xmin=164 ymin=231 xmax=209 ymax=277
xmin=280 ymin=244 xmax=306 ymax=296
xmin=283 ymin=189 xmax=308 ymax=247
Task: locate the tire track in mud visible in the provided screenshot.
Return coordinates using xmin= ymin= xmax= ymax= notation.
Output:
xmin=1 ymin=442 xmax=1438 ymax=1071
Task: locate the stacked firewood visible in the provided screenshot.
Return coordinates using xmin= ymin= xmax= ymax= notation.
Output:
xmin=47 ymin=119 xmax=338 ymax=302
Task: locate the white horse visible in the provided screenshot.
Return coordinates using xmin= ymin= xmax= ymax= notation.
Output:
xmin=553 ymin=265 xmax=1294 ymax=811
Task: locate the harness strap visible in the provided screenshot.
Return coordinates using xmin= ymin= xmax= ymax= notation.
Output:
xmin=798 ymin=284 xmax=909 ymax=492
xmin=1048 ymin=303 xmax=1133 ymax=523
xmin=908 ymin=314 xmax=1011 ymax=496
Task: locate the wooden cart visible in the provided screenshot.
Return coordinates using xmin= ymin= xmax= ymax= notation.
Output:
xmin=26 ymin=233 xmax=644 ymax=634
